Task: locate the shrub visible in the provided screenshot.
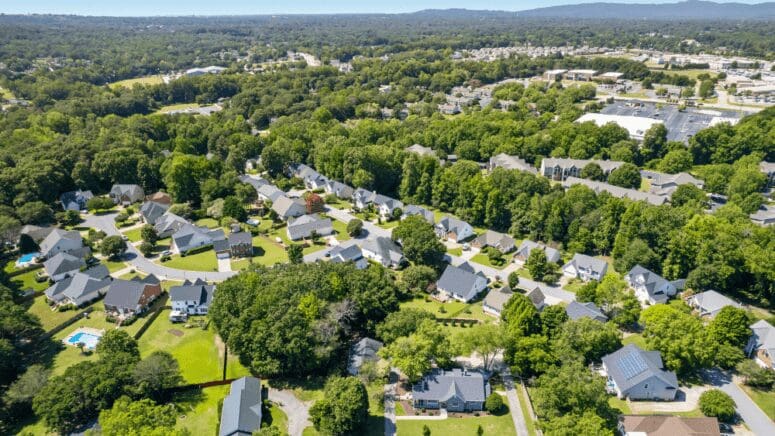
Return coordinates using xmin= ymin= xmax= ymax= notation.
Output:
xmin=699 ymin=389 xmax=736 ymax=422
xmin=485 ymin=393 xmax=504 ymax=414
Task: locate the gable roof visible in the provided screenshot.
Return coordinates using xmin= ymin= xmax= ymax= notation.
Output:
xmin=352 ymin=188 xmax=376 ymax=204
xmin=257 ymin=184 xmax=284 ymax=202
xmin=566 ymin=301 xmax=609 ymax=322
xmin=228 ymin=231 xmax=252 ymax=247
xmin=437 ymin=216 xmax=472 ymax=235
xmin=541 ymin=157 xmax=624 ymax=173
xmin=170 ymin=282 xmax=215 ymax=305
xmin=564 ymin=253 xmax=608 ymax=276
xmin=691 ymin=290 xmax=742 ymax=314
xmin=287 ymin=214 xmax=333 ymax=240
xmin=219 ymin=377 xmax=263 ymax=436
xmin=437 ymin=264 xmax=486 ymax=301
xmin=489 ymin=153 xmax=537 ymax=174
xmin=625 ymin=265 xmax=673 ymax=303
xmin=45 ymin=265 xmax=111 ymax=303
xmin=104 ymin=277 xmax=155 ymax=311
xmin=140 ymin=201 xmax=170 ymax=224
xmin=325 ymin=180 xmax=354 ymax=198
xmin=602 ymin=344 xmax=678 ymax=395
xmin=329 ymin=244 xmax=364 ymax=263
xmin=373 ymin=194 xmax=403 ymax=211
xmin=406 ymin=144 xmax=437 ymax=158
xmin=526 ymin=287 xmax=546 ymax=309
xmin=59 ymin=190 xmax=93 ymax=210
xmin=402 ymin=205 xmax=435 ymax=224
xmin=20 ymin=224 xmax=54 ymax=242
xmin=154 ymin=212 xmax=188 ymax=235
xmin=473 ymin=230 xmax=516 ymax=251
xmin=349 ymin=337 xmax=383 ymax=373
xmin=483 ymin=286 xmax=514 ymax=313
xmin=563 ymin=177 xmax=669 ymax=206
xmin=39 ymin=229 xmax=83 ymax=257
xmin=145 ymin=191 xmax=172 ymax=205
xmin=516 ymin=240 xmax=561 ymax=263
xmin=412 ymin=368 xmax=488 ymax=404
xmin=43 ymin=252 xmax=86 ymax=277
xmin=749 ymin=320 xmax=775 ymax=358
xmin=110 ymin=184 xmax=143 ymax=199
xmin=272 ymin=196 xmax=306 ymax=218
xmin=361 ymin=237 xmax=404 ymax=266
xmin=620 ymin=415 xmax=720 ymax=436
xmin=172 ymin=224 xmax=221 ymax=253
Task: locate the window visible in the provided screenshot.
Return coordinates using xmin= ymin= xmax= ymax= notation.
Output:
xmin=644 ymin=384 xmax=648 ymax=389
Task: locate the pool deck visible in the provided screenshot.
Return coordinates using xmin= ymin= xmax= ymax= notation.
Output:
xmin=63 ymin=327 xmax=105 ymax=349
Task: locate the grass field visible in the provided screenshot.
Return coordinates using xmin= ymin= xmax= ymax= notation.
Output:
xmin=195 ymin=218 xmax=220 ymax=228
xmin=331 ymin=219 xmax=351 ymax=242
xmin=248 ymin=235 xmax=289 ymax=266
xmin=648 ymin=68 xmax=715 ymax=81
xmin=400 ymin=297 xmax=492 ymax=323
xmin=163 ymin=250 xmax=219 ymax=272
xmin=172 ymin=385 xmax=229 ymax=434
xmin=740 ymin=385 xmax=775 ymax=421
xmin=447 ymin=247 xmax=463 ymax=256
xmin=266 ymin=403 xmax=289 ymax=434
xmin=25 ymin=296 xmax=95 ymax=331
xmin=155 ymin=103 xmax=201 ymax=114
xmin=396 ymin=396 xmax=514 ymax=435
xmin=108 ymin=75 xmax=164 ymax=89
xmin=138 ymin=310 xmax=250 ymax=384
xmin=470 ymin=252 xmax=509 ymax=270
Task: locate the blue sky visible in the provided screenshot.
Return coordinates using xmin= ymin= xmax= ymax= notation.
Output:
xmin=0 ymin=0 xmax=763 ymax=16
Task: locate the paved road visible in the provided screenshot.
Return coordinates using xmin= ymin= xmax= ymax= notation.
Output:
xmin=384 ymin=374 xmax=397 ymax=436
xmin=268 ymin=388 xmax=312 ymax=436
xmin=82 ymin=213 xmax=238 ymax=282
xmin=704 ymin=369 xmax=775 ymax=436
xmin=502 ymin=370 xmax=529 ymax=436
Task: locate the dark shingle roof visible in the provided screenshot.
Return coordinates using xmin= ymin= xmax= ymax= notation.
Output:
xmin=43 ymin=252 xmax=85 ymax=277
xmin=602 ymin=344 xmax=678 ymax=395
xmin=437 ymin=264 xmax=486 ymax=301
xmin=169 ymin=283 xmax=214 ymax=305
xmin=104 ymin=278 xmax=150 ymax=311
xmin=412 ymin=368 xmax=488 ymax=404
xmin=565 ymin=301 xmax=608 ymax=322
xmin=219 ymin=377 xmax=262 ymax=436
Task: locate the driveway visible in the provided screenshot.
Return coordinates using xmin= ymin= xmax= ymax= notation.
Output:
xmin=628 ymin=384 xmax=708 ymax=414
xmin=703 ymin=369 xmax=775 ymax=436
xmin=384 ymin=372 xmax=397 ymax=436
xmin=82 ymin=213 xmax=238 ymax=282
xmin=502 ymin=370 xmax=530 ymax=436
xmin=267 ymin=388 xmax=313 ymax=436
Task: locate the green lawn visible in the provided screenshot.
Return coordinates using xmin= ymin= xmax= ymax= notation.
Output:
xmin=399 ymin=297 xmax=492 ymax=322
xmin=622 ymin=333 xmax=650 ymax=350
xmin=376 ymin=219 xmax=400 ymax=230
xmin=563 ymin=279 xmax=586 ymax=294
xmin=195 ymin=218 xmax=220 ymax=228
xmin=154 ymin=103 xmax=201 ymax=114
xmin=330 ymin=219 xmax=351 ymax=242
xmin=25 ymin=296 xmax=94 ymax=331
xmin=121 ymin=226 xmax=144 ymax=242
xmin=162 ymin=250 xmax=219 ymax=272
xmin=740 ymin=385 xmax=775 ymax=421
xmin=608 ymin=396 xmax=632 ymax=414
xmin=447 ymin=247 xmax=463 ymax=256
xmin=248 ymin=235 xmax=289 ymax=266
xmin=108 ymin=75 xmax=164 ymax=89
xmin=365 ymin=382 xmax=386 ymax=436
xmin=104 ymin=258 xmax=128 ymax=273
xmin=172 ymin=385 xmax=229 ymax=435
xmin=138 ymin=310 xmax=250 ymax=384
xmin=7 ymin=269 xmax=49 ymax=292
xmin=266 ymin=402 xmax=289 ymax=434
xmin=470 ymin=252 xmax=509 ymax=270
xmin=396 ymin=396 xmax=515 ymax=435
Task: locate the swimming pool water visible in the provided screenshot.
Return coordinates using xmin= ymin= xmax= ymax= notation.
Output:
xmin=18 ymin=252 xmax=39 ymax=263
xmin=67 ymin=332 xmax=101 ymax=349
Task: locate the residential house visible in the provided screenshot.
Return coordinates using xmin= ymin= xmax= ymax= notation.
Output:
xmin=39 ymin=229 xmax=83 ymax=259
xmin=20 ymin=225 xmax=54 ymax=243
xmin=257 ymin=184 xmax=285 ymax=203
xmin=228 ymin=231 xmax=253 ymax=257
xmin=562 ymin=177 xmax=669 ymax=206
xmin=437 ymin=263 xmax=488 ymax=303
xmin=513 ymin=240 xmax=561 ymax=266
xmin=619 ymin=415 xmax=720 ymax=436
xmin=602 ymin=344 xmax=678 ymax=401
xmin=271 ymin=196 xmax=306 ymax=221
xmin=361 ymin=237 xmax=405 ymax=268
xmin=746 ymin=320 xmax=775 ymax=371
xmin=348 ymin=337 xmax=383 ymax=376
xmin=405 ymin=144 xmax=437 ymax=159
xmin=471 ymin=230 xmax=516 ymax=253
xmin=238 ymin=174 xmax=268 ymax=192
xmin=540 ymin=158 xmax=624 ymax=181
xmin=488 ymin=153 xmax=537 ymax=175
xmin=562 ymin=253 xmax=608 ymax=282
xmin=688 ymin=290 xmax=742 ymax=319
xmin=624 ymin=265 xmax=678 ymax=306
xmin=145 ymin=191 xmax=172 ymax=205
xmin=750 ymin=205 xmax=775 ymax=227
xmin=171 ymin=224 xmax=225 ymax=254
xmin=641 ymin=171 xmax=704 ymax=196
xmin=401 ymin=205 xmax=435 ymax=224
xmin=352 ymin=188 xmax=376 ymax=210
xmin=43 ymin=252 xmax=85 ymax=282
xmin=44 ymin=265 xmax=111 ymax=307
xmin=566 ymin=301 xmax=609 ymax=322
xmin=526 ymin=287 xmax=546 ymax=311
xmin=286 ymin=214 xmax=334 ymax=241
xmin=154 ymin=212 xmax=188 ymax=238
xmin=760 ymin=161 xmax=775 ymax=189
xmin=291 ymin=164 xmax=328 ymax=189
xmin=109 ymin=184 xmax=144 ymax=205
xmin=219 ymin=377 xmax=263 ymax=436
xmin=169 ymin=279 xmax=215 ymax=320
xmin=103 ymin=275 xmax=162 ymax=319
xmin=140 ymin=201 xmax=170 ymax=225
xmin=412 ymin=368 xmax=490 ymax=412
xmin=373 ymin=194 xmax=404 ymax=219
xmin=482 ymin=286 xmax=514 ymax=317
xmin=329 ymin=244 xmax=368 ymax=269
xmin=323 ymin=180 xmax=354 ymax=200
xmin=59 ymin=190 xmax=93 ymax=211
xmin=435 ymin=216 xmax=475 ymax=243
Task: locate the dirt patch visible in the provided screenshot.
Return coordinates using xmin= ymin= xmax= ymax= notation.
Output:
xmin=168 ymin=329 xmax=183 ymax=337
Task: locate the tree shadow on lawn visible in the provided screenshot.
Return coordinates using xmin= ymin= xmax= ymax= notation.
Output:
xmin=268 ymin=376 xmax=326 ymax=395
xmin=170 ymin=388 xmax=206 ymax=415
xmin=251 ymin=247 xmax=266 ymax=257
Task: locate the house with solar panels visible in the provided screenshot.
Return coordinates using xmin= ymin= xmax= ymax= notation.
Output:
xmin=601 ymin=344 xmax=678 ymax=401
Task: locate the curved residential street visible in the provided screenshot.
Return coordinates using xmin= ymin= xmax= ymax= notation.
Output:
xmin=82 ymin=212 xmax=238 ymax=282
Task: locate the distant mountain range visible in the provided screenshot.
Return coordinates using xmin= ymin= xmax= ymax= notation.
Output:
xmin=512 ymin=0 xmax=775 ymax=20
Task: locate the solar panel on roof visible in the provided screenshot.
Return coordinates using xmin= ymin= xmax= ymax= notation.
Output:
xmin=619 ymin=351 xmax=648 ymax=380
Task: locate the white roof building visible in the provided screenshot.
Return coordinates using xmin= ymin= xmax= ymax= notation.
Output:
xmin=576 ymin=113 xmax=663 ymax=141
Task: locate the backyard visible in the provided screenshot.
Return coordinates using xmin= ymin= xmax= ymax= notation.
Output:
xmin=162 ymin=250 xmax=219 ymax=272
xmin=399 ymin=296 xmax=493 ymax=323
xmin=25 ymin=296 xmax=95 ymax=331
xmin=137 ymin=310 xmax=251 ymax=384
xmin=470 ymin=251 xmax=510 ymax=270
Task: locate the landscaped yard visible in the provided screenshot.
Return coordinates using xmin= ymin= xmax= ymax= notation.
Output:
xmin=120 ymin=226 xmax=144 ymax=242
xmin=7 ymin=269 xmax=49 ymax=292
xmin=266 ymin=402 xmax=289 ymax=433
xmin=608 ymin=396 xmax=632 ymax=414
xmin=162 ymin=250 xmax=218 ymax=272
xmin=25 ymin=296 xmax=92 ymax=331
xmin=740 ymin=384 xmax=775 ymax=421
xmin=447 ymin=247 xmax=463 ymax=256
xmin=330 ymin=219 xmax=351 ymax=242
xmin=137 ymin=310 xmax=250 ymax=384
xmin=396 ymin=398 xmax=514 ymax=435
xmin=470 ymin=252 xmax=509 ymax=270
xmin=399 ymin=297 xmax=493 ymax=323
xmin=195 ymin=217 xmax=220 ymax=228
xmin=172 ymin=385 xmax=230 ymax=434
xmin=103 ymin=258 xmax=128 ymax=273
xmin=247 ymin=235 xmax=289 ymax=266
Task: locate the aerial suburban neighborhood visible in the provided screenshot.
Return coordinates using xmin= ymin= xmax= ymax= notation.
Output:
xmin=0 ymin=1 xmax=773 ymax=436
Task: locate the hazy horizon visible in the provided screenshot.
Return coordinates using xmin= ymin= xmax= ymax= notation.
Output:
xmin=0 ymin=0 xmax=768 ymax=17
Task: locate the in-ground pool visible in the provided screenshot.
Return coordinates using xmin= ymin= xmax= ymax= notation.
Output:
xmin=16 ymin=252 xmax=40 ymax=267
xmin=66 ymin=331 xmax=102 ymax=350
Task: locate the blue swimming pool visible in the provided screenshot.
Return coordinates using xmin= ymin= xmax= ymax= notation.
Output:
xmin=17 ymin=252 xmax=39 ymax=263
xmin=67 ymin=331 xmax=102 ymax=350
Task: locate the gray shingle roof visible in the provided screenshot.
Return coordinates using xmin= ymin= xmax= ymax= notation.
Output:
xmin=625 ymin=265 xmax=672 ymax=303
xmin=564 ymin=253 xmax=609 ymax=276
xmin=562 ymin=177 xmax=669 ymax=206
xmin=437 ymin=264 xmax=486 ymax=302
xmin=483 ymin=287 xmax=514 ymax=313
xmin=473 ymin=230 xmax=516 ymax=252
xmin=402 ymin=205 xmax=435 ymax=224
xmin=45 ymin=265 xmax=111 ymax=305
xmin=219 ymin=377 xmax=263 ymax=436
xmin=172 ymin=224 xmax=219 ymax=253
xmin=565 ymin=301 xmax=608 ymax=322
xmin=287 ymin=214 xmax=333 ymax=240
xmin=59 ymin=190 xmax=93 ymax=211
xmin=749 ymin=320 xmax=775 ymax=358
xmin=361 ymin=237 xmax=404 ymax=267
xmin=489 ymin=153 xmax=537 ymax=174
xmin=436 ymin=216 xmax=472 ymax=235
xmin=239 ymin=174 xmax=269 ymax=191
xmin=140 ymin=201 xmax=170 ymax=224
xmin=104 ymin=278 xmax=152 ymax=311
xmin=170 ymin=283 xmax=215 ymax=305
xmin=412 ymin=368 xmax=488 ymax=404
xmin=602 ymin=344 xmax=678 ymax=395
xmin=690 ymin=290 xmax=742 ymax=316
xmin=329 ymin=244 xmax=364 ymax=263
xmin=257 ymin=184 xmax=284 ymax=202
xmin=272 ymin=196 xmax=306 ymax=219
xmin=110 ymin=184 xmax=144 ymax=202
xmin=43 ymin=252 xmax=85 ymax=277
xmin=516 ymin=240 xmax=561 ymax=263
xmin=348 ymin=337 xmax=383 ymax=375
xmin=154 ymin=212 xmax=188 ymax=236
xmin=39 ymin=229 xmax=83 ymax=258
xmin=228 ymin=231 xmax=252 ymax=247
